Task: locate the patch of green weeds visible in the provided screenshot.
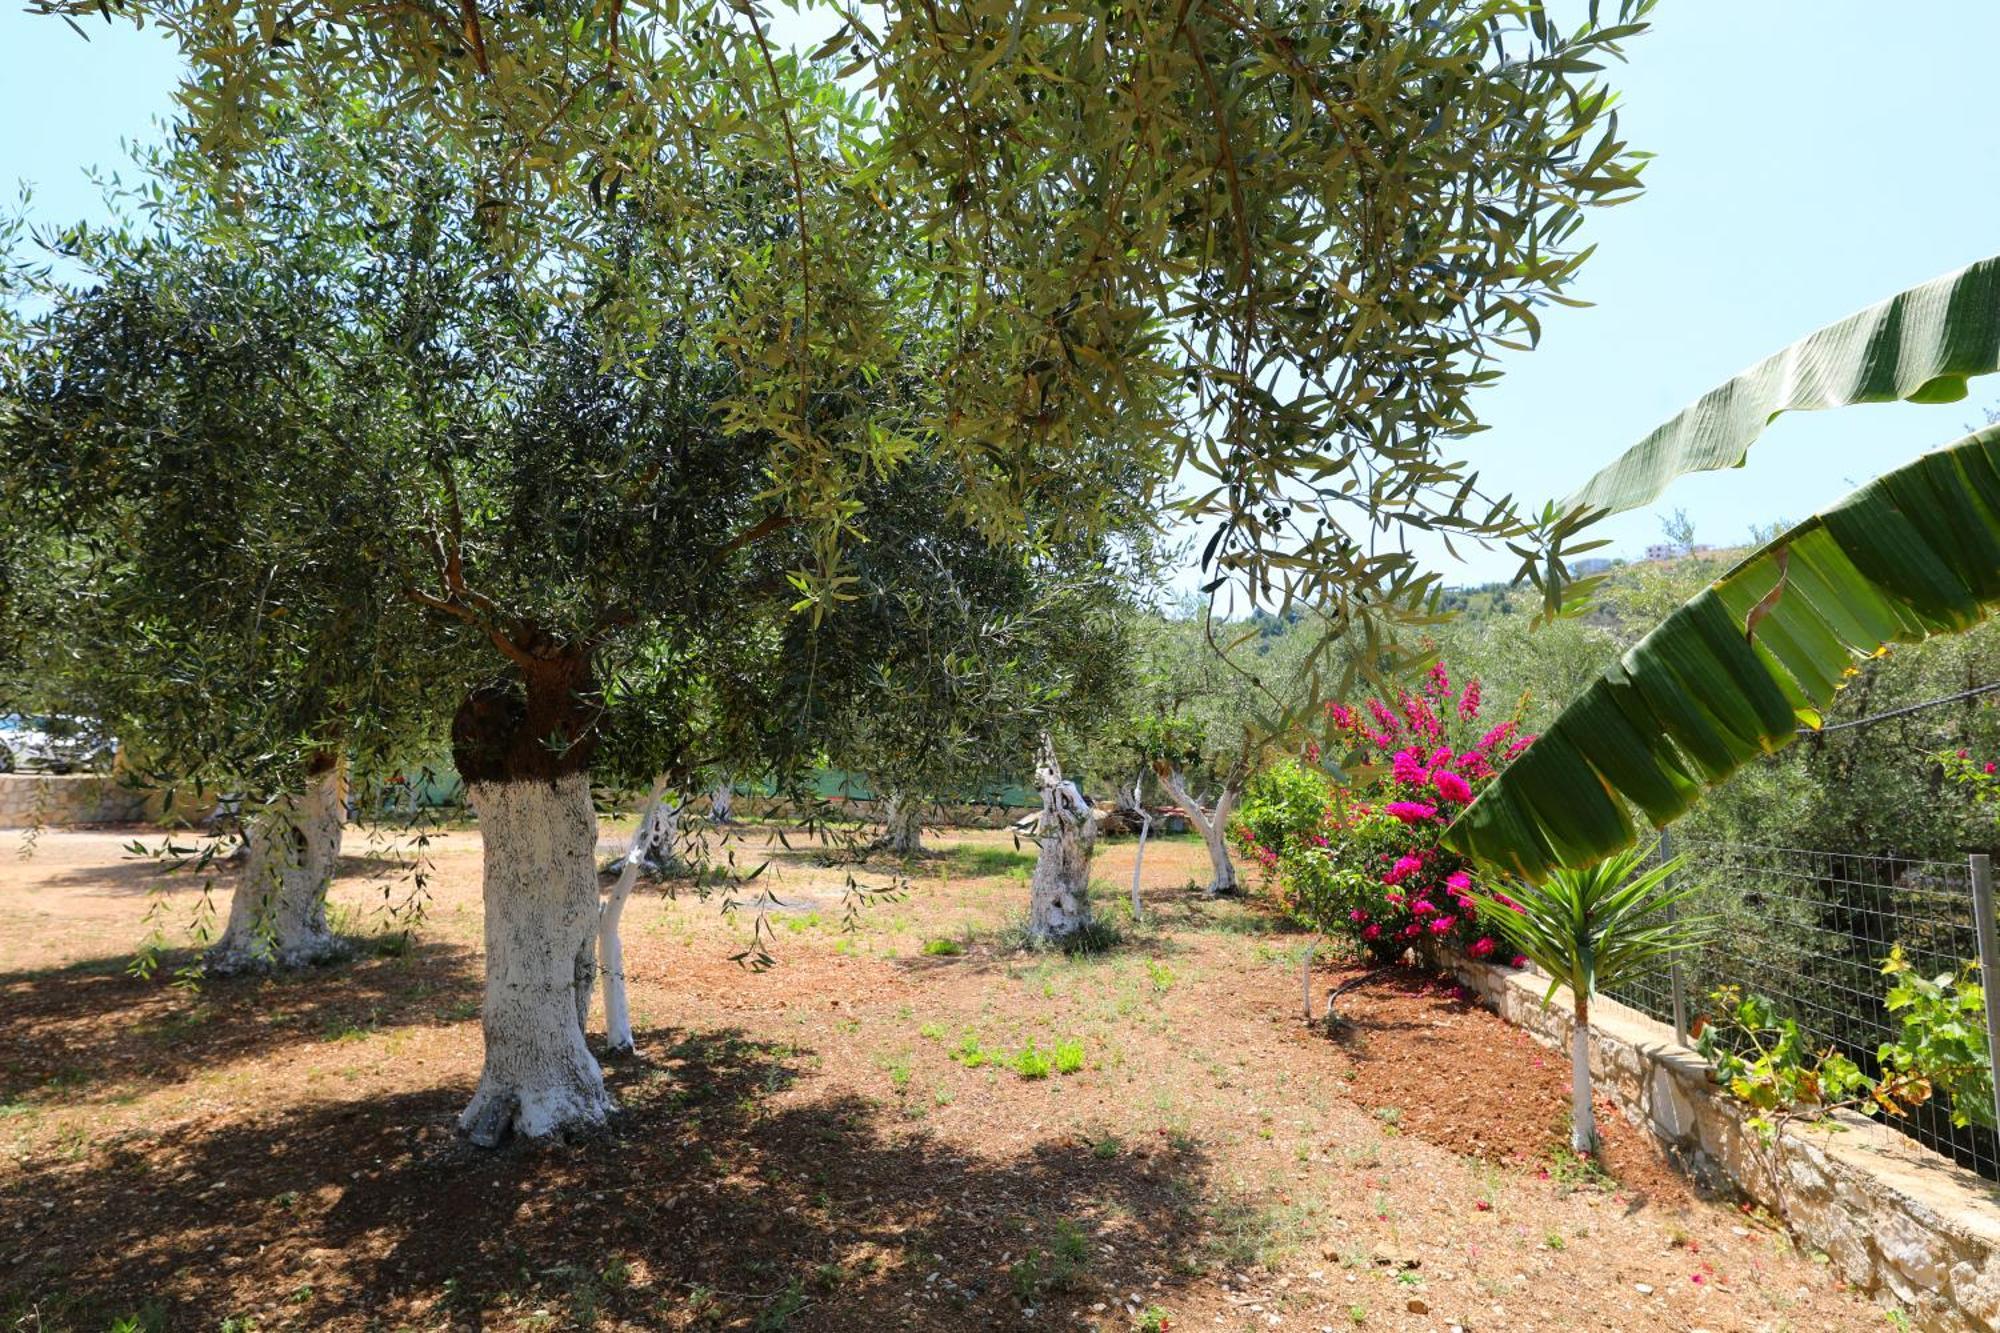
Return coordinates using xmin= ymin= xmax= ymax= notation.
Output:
xmin=951 ymin=1030 xmax=989 ymax=1068
xmin=1010 ymin=1219 xmax=1092 ymax=1303
xmin=1010 ymin=1042 xmax=1054 ymax=1079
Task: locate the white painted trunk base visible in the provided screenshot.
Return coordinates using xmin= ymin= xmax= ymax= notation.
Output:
xmin=1160 ymin=767 xmax=1239 ymax=897
xmin=208 ymin=767 xmax=346 ymax=974
xmin=880 ymin=792 xmax=924 ymax=856
xmin=1571 ymin=1005 xmax=1598 ymax=1153
xmin=460 ymin=776 xmax=615 ymax=1146
xmin=1028 ymin=742 xmax=1096 ymax=943
xmin=598 ymin=778 xmax=672 ymax=1057
xmin=1119 ymin=770 xmax=1149 ymax=922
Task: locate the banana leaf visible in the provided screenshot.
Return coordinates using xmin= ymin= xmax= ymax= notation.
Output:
xmin=1564 ymin=255 xmax=2000 ymax=519
xmin=1447 ymin=422 xmax=2000 ymax=880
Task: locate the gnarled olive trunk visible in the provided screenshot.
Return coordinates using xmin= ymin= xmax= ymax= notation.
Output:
xmin=879 ymin=790 xmax=924 ymax=856
xmin=461 ymin=774 xmax=611 ymax=1146
xmin=1122 ymin=770 xmax=1152 ymax=923
xmin=1027 ymin=739 xmax=1095 ymax=943
xmin=597 ymin=777 xmax=672 ymax=1057
xmin=207 ymin=757 xmax=346 ymax=974
xmin=453 ymin=652 xmax=612 ymax=1147
xmin=1157 ymin=765 xmax=1239 ymax=898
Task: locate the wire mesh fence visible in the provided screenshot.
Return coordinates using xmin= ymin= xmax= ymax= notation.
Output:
xmin=1602 ymin=837 xmax=2000 ymax=1181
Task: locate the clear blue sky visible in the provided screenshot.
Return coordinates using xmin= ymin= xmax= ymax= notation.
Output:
xmin=5 ymin=4 xmax=1999 ymax=586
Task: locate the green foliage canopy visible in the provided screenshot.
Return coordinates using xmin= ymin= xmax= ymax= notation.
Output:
xmin=32 ymin=0 xmax=1656 ymax=671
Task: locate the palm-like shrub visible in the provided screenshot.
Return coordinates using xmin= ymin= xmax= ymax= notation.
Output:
xmin=1474 ymin=846 xmax=1705 ymax=1152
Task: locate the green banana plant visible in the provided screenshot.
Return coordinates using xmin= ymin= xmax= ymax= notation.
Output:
xmin=1472 ymin=845 xmax=1703 ymax=1152
xmin=1563 ymin=254 xmax=2000 ymax=521
xmin=1446 ymin=420 xmax=2000 ymax=880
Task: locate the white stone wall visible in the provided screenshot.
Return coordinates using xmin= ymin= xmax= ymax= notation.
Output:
xmin=0 ymin=774 xmax=156 ymax=828
xmin=1449 ymin=955 xmax=2000 ymax=1331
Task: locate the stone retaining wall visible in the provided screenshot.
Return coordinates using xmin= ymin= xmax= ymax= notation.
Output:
xmin=1449 ymin=955 xmax=2000 ymax=1331
xmin=0 ymin=774 xmax=203 ymax=828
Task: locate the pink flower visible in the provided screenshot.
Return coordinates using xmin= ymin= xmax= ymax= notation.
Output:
xmin=1957 ymin=748 xmax=1970 ymax=759
xmin=1411 ymin=898 xmax=1437 ymax=916
xmin=1401 ymin=693 xmax=1443 ymax=738
xmin=1328 ymin=703 xmax=1356 ymax=729
xmin=1385 ymin=801 xmax=1438 ymax=825
xmin=1433 ymin=770 xmax=1473 ymax=804
xmin=1446 ymin=871 xmax=1472 ymax=892
xmin=1985 ymin=763 xmax=1996 ymax=776
xmin=1469 ymin=936 xmax=1497 ymax=959
xmin=1362 ymin=924 xmax=1382 ymax=941
xmin=1458 ymin=678 xmax=1482 ymax=721
xmin=1427 ymin=662 xmax=1451 ymax=697
xmin=1390 ymin=747 xmax=1429 ymax=785
xmin=1399 ymin=924 xmax=1422 ymax=940
xmin=1511 ymin=954 xmax=1528 ymax=968
xmin=1428 ymin=915 xmax=1456 ymax=935
xmin=1348 ymin=909 xmax=1369 ymax=923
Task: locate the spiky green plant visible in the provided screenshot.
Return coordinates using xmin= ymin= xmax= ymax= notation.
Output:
xmin=1473 ymin=846 xmax=1705 ymax=1151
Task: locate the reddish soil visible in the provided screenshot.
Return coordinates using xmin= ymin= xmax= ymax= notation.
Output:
xmin=1316 ymin=966 xmax=1692 ymax=1200
xmin=0 ymin=824 xmax=1884 ymax=1331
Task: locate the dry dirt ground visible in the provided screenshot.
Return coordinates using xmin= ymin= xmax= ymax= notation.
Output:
xmin=0 ymin=822 xmax=1896 ymax=1332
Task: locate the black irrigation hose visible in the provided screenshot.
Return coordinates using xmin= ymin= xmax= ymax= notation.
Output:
xmin=1802 ymin=679 xmax=2000 ymax=737
xmin=1301 ymin=943 xmax=1401 ymax=1027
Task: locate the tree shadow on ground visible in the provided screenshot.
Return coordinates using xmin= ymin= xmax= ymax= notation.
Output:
xmin=0 ymin=941 xmax=481 ymax=1106
xmin=3 ymin=1026 xmax=1218 ymax=1332
xmin=34 ymin=850 xmax=427 ymax=898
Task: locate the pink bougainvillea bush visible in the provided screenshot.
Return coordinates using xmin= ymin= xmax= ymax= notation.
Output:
xmin=1233 ymin=662 xmax=1533 ymax=965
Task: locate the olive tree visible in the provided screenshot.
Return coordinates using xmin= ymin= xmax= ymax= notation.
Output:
xmin=8 ymin=74 xmax=1177 ymax=1141
xmin=0 ymin=127 xmax=456 ymax=971
xmin=1124 ymin=610 xmax=1318 ymax=896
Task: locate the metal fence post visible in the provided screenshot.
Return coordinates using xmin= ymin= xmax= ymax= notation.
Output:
xmin=1664 ymin=827 xmax=1689 ymax=1046
xmin=1970 ymin=853 xmax=2000 ymax=1142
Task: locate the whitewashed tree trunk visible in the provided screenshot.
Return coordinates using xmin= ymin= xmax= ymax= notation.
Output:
xmin=1158 ymin=766 xmax=1240 ymax=897
xmin=1123 ymin=769 xmax=1150 ymax=923
xmin=880 ymin=790 xmax=924 ymax=856
xmin=1571 ymin=996 xmax=1598 ymax=1153
xmin=208 ymin=764 xmax=346 ymax=974
xmin=709 ymin=778 xmax=734 ymax=825
xmin=1027 ymin=739 xmax=1096 ymax=943
xmin=597 ymin=777 xmax=671 ymax=1057
xmin=459 ymin=775 xmax=614 ymax=1146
